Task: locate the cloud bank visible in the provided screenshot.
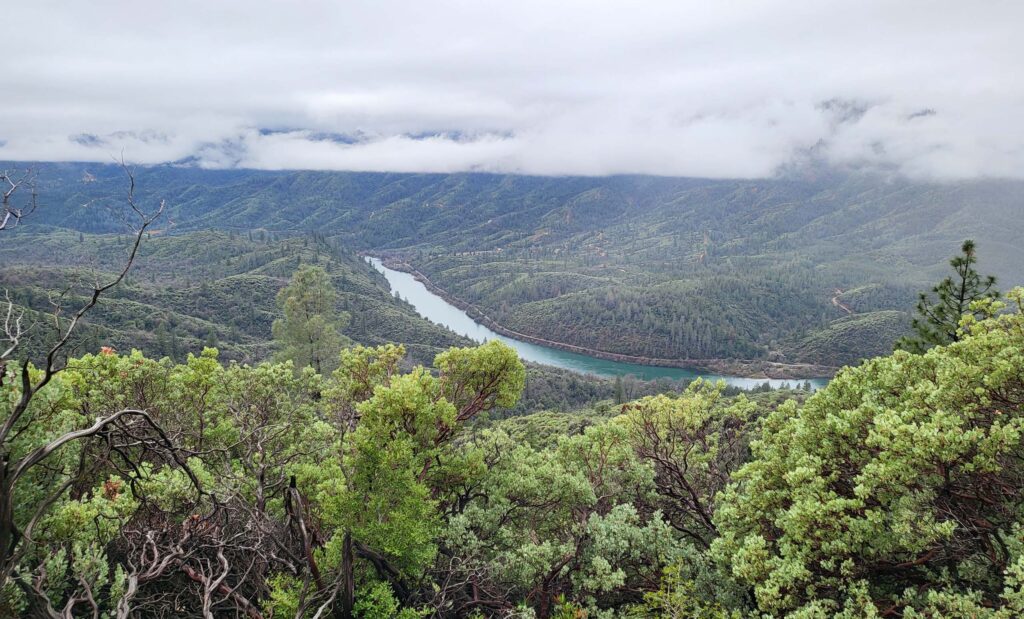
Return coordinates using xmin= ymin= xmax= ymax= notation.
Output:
xmin=2 ymin=0 xmax=1022 ymax=179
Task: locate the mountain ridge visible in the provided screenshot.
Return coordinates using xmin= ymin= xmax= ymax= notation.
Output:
xmin=6 ymin=162 xmax=1021 ymax=367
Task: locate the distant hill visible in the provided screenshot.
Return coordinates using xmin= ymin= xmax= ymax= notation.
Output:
xmin=6 ymin=162 xmax=1021 ymax=368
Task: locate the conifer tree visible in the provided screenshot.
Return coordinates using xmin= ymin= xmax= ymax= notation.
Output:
xmin=897 ymin=239 xmax=999 ymax=353
xmin=272 ymin=264 xmax=348 ymax=374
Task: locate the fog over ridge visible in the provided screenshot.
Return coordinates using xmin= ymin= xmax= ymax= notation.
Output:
xmin=3 ymin=0 xmax=1021 ymax=179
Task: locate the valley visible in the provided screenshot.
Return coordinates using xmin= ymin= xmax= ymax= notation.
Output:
xmin=6 ymin=4 xmax=1024 ymax=616
xmin=8 ymin=162 xmax=1022 ymax=375
xmin=369 ymin=257 xmax=830 ymax=386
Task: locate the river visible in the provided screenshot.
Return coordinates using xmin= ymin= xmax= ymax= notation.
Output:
xmin=368 ymin=258 xmax=828 ymax=389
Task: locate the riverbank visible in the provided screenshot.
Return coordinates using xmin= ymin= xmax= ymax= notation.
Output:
xmin=374 ymin=256 xmax=839 ymax=380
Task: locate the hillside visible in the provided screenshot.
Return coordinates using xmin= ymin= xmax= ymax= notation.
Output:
xmin=6 ymin=294 xmax=1022 ymax=617
xmin=2 ymin=227 xmax=677 ymax=414
xmin=9 ymin=162 xmax=1022 ymax=368
xmin=0 ymin=229 xmax=470 ymax=366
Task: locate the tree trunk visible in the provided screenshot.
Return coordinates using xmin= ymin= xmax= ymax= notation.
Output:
xmin=340 ymin=530 xmax=354 ymax=619
xmin=538 ymin=581 xmax=550 ymax=619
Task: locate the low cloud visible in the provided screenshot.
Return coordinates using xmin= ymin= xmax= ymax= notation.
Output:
xmin=2 ymin=1 xmax=1021 ymax=179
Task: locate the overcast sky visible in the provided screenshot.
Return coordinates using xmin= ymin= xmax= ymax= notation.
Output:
xmin=3 ymin=1 xmax=1021 ymax=179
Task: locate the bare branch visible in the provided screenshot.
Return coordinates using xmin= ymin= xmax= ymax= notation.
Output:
xmin=1 ymin=162 xmax=164 ymax=446
xmin=0 ymin=169 xmax=38 ymax=232
xmin=0 ymin=164 xmax=170 ymax=590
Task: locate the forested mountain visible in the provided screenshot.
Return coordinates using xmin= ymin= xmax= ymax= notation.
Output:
xmin=0 ymin=229 xmax=469 ymax=366
xmin=4 ymin=284 xmax=1023 ymax=617
xmin=9 ymin=162 xmax=1022 ymax=368
xmin=5 ymin=0 xmax=1023 ymax=615
xmin=0 ymin=226 xmax=680 ymax=415
xmin=3 ymin=163 xmax=1024 ymax=617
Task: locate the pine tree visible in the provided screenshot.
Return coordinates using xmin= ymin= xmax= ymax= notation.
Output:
xmin=154 ymin=321 xmax=170 ymax=357
xmin=272 ymin=265 xmax=349 ymax=374
xmin=614 ymin=375 xmax=625 ymax=404
xmin=897 ymin=240 xmax=998 ymax=353
xmin=169 ymin=327 xmax=180 ymax=360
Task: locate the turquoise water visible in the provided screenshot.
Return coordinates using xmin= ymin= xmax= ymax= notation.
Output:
xmin=368 ymin=258 xmax=828 ymax=389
